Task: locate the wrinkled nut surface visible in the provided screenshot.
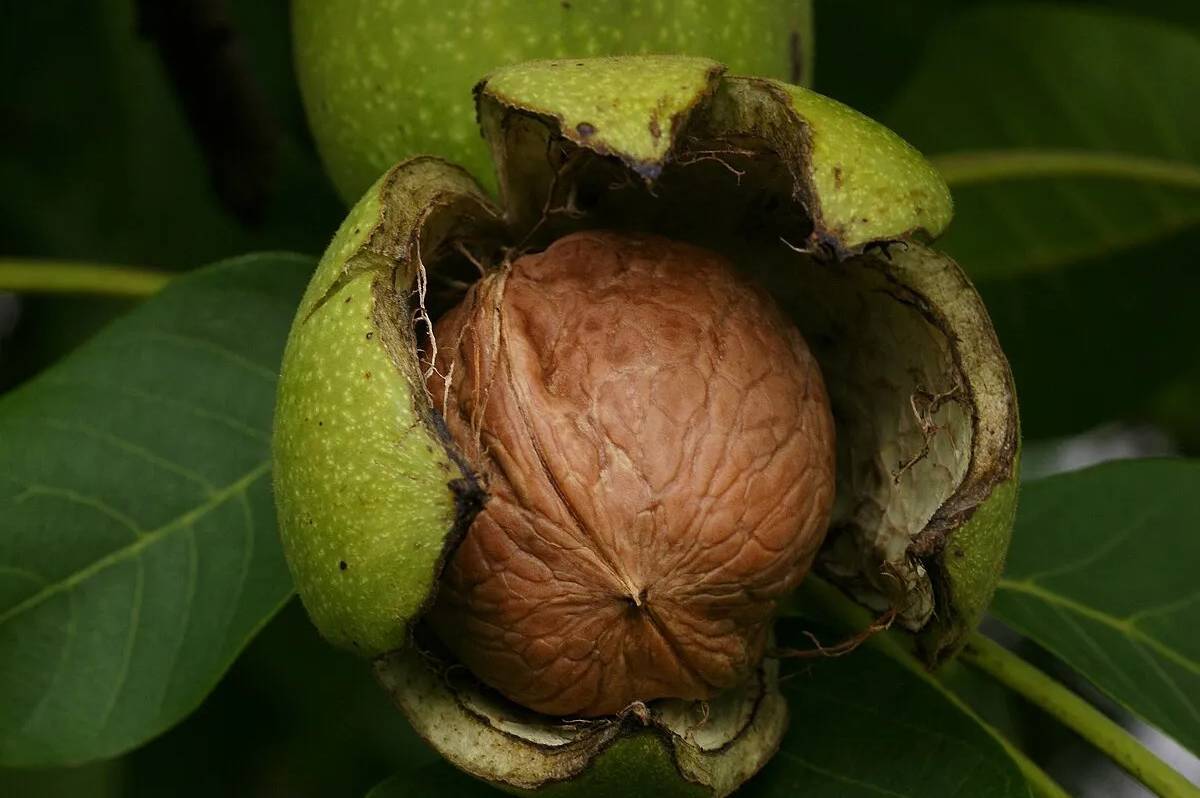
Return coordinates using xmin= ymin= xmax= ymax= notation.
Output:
xmin=425 ymin=230 xmax=836 ymax=716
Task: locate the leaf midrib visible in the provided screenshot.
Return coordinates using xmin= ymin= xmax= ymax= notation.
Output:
xmin=0 ymin=462 xmax=270 ymax=627
xmin=996 ymin=578 xmax=1199 ymax=677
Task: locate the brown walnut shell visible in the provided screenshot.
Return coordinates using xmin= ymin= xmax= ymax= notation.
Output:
xmin=425 ymin=230 xmax=836 ymax=716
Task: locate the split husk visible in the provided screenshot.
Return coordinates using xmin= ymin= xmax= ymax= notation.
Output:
xmin=273 ymin=56 xmax=1019 ymax=796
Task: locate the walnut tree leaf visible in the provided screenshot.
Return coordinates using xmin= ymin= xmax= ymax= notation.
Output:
xmin=991 ymin=458 xmax=1200 ymax=757
xmin=877 ymin=6 xmax=1200 ymax=439
xmin=884 ymin=5 xmax=1200 ymax=281
xmin=0 ymin=253 xmax=312 ymax=766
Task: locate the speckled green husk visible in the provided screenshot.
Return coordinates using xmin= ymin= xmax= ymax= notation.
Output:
xmin=292 ymin=0 xmax=814 ymax=200
xmin=524 ymin=735 xmax=707 ymax=798
xmin=919 ymin=455 xmax=1021 ymax=663
xmin=273 ymin=159 xmax=501 ymax=655
xmin=274 ymin=56 xmax=1019 ymax=796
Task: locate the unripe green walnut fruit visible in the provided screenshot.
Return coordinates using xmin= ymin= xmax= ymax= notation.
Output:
xmin=292 ymin=0 xmax=813 ymax=201
xmin=273 ymin=57 xmax=1019 ymax=796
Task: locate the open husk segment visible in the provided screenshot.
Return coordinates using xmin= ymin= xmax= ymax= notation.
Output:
xmin=273 ymin=55 xmax=1018 ymax=796
xmin=273 ymin=158 xmax=504 ymax=656
xmin=472 ymin=56 xmax=1014 ymax=659
xmin=377 ymin=646 xmax=785 ymax=797
xmin=477 ymin=57 xmax=952 ymax=251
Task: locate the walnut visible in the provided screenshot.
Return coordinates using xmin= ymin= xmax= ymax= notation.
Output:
xmin=426 ymin=230 xmax=836 ymax=716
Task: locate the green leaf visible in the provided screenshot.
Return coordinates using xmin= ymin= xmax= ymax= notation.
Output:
xmin=746 ymin=622 xmax=1032 ymax=797
xmin=366 ymin=765 xmax=479 ymax=798
xmin=973 ymin=225 xmax=1200 ymax=439
xmin=990 ymin=459 xmax=1200 ymax=757
xmin=113 ymin=601 xmax=435 ymax=797
xmin=936 ymin=656 xmax=1035 ymax=753
xmin=883 ymin=5 xmax=1200 ymax=281
xmin=813 ymin=2 xmax=1200 ymax=131
xmin=866 ymin=5 xmax=1200 ymax=439
xmin=0 ymin=253 xmax=313 ymax=766
xmin=368 ymin=618 xmax=1032 ymax=797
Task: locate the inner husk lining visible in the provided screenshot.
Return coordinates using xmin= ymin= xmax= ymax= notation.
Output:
xmin=416 ymin=134 xmax=973 ymax=630
xmin=376 ymin=635 xmax=785 ymax=793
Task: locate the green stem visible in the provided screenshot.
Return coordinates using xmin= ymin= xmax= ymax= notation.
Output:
xmin=931 ymin=149 xmax=1200 ymax=190
xmin=0 ymin=259 xmax=171 ymax=297
xmin=961 ymin=633 xmax=1199 ymax=798
xmin=795 ymin=577 xmax=1070 ymax=797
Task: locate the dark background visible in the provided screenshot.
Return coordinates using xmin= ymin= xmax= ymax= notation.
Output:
xmin=1 ymin=2 xmax=1196 ymax=795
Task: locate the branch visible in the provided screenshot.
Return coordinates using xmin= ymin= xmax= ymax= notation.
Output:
xmin=961 ymin=633 xmax=1197 ymax=798
xmin=932 ymin=149 xmax=1200 ymax=190
xmin=0 ymin=260 xmax=170 ymax=298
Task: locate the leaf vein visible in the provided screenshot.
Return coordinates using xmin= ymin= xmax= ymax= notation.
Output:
xmin=34 ymin=418 xmax=215 ymax=493
xmin=218 ymin=493 xmax=256 ymax=654
xmin=776 ymin=750 xmax=912 ymax=797
xmin=0 ymin=565 xmax=49 ymax=587
xmin=40 ymin=377 xmax=269 ymax=443
xmin=0 ymin=463 xmax=269 ymax=629
xmin=1130 ymin=639 xmax=1200 ymax=727
xmin=157 ymin=525 xmax=200 ymax=716
xmin=120 ymin=331 xmax=277 ymax=382
xmin=96 ymin=557 xmax=145 ymax=732
xmin=787 ymin=682 xmax=994 ymax=756
xmin=1013 ymin=505 xmax=1155 ymax=586
xmin=1126 ymin=591 xmax=1200 ymax=626
xmin=1047 ymin=603 xmax=1162 ymax=719
xmin=18 ymin=590 xmax=77 ymax=739
xmin=10 ymin=482 xmax=144 ymax=539
xmin=997 ymin=579 xmax=1199 ymax=676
